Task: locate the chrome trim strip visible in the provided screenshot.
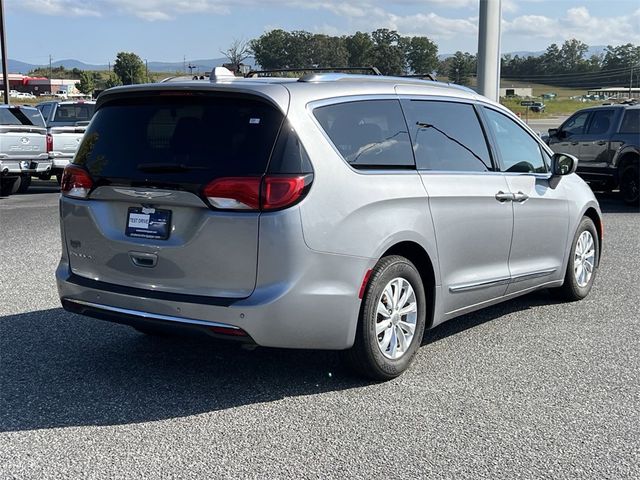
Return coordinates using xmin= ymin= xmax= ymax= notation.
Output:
xmin=65 ymin=299 xmax=240 ymax=330
xmin=449 ymin=277 xmax=511 ymax=293
xmin=510 ymin=268 xmax=557 ymax=283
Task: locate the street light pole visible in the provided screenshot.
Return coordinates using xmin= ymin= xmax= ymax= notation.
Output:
xmin=477 ymin=0 xmax=502 ymax=101
xmin=0 ymin=0 xmax=10 ymax=105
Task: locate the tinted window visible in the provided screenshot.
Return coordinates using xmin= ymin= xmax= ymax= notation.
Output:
xmin=268 ymin=122 xmax=313 ymax=174
xmin=620 ymin=109 xmax=639 ymax=134
xmin=562 ymin=111 xmax=590 ymax=136
xmin=313 ymin=100 xmax=414 ymax=169
xmin=0 ymin=107 xmax=45 ymax=127
xmin=483 ymin=108 xmax=547 ymax=174
xmin=39 ymin=104 xmax=53 ymax=121
xmin=586 ymin=109 xmax=615 ymax=135
xmin=53 ymin=103 xmax=96 ymax=122
xmin=74 ymin=95 xmax=284 ymax=186
xmin=403 ymin=100 xmax=492 ymax=172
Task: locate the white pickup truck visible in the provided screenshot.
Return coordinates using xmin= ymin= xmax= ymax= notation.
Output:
xmin=36 ymin=100 xmax=96 ymax=182
xmin=0 ymin=105 xmax=51 ymax=196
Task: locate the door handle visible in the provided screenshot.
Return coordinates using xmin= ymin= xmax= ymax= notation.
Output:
xmin=495 ymin=191 xmax=513 ymax=202
xmin=513 ymin=191 xmax=529 ymax=203
xmin=129 ymin=251 xmax=158 ymax=268
xmin=571 ymin=141 xmax=579 ymax=145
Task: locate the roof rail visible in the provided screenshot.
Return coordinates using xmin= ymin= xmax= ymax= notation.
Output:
xmin=245 ymin=66 xmax=381 ymax=78
xmin=397 ymin=73 xmax=436 ymax=82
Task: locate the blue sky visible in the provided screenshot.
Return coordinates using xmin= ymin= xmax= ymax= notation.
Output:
xmin=6 ymin=0 xmax=640 ymax=65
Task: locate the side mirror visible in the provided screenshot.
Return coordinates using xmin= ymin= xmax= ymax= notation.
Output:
xmin=552 ymin=153 xmax=578 ymax=176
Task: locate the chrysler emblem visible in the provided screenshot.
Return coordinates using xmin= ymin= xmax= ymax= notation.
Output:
xmin=113 ymin=188 xmax=174 ymax=199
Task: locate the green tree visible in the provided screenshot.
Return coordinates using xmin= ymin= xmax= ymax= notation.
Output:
xmin=113 ymin=52 xmax=145 ymax=85
xmin=76 ymin=71 xmax=95 ymax=95
xmin=559 ymin=39 xmax=589 ymax=72
xmin=370 ymin=28 xmax=405 ymax=75
xmin=404 ymin=36 xmax=438 ymax=75
xmin=345 ymin=31 xmax=374 ymax=67
xmin=104 ymin=74 xmax=122 ymax=89
xmin=448 ymin=51 xmax=475 ymax=85
xmin=250 ymin=29 xmax=291 ymax=69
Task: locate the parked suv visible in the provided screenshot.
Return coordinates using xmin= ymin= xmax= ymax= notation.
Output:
xmin=36 ymin=100 xmax=96 ymax=182
xmin=547 ymin=104 xmax=639 ymax=204
xmin=0 ymin=105 xmax=50 ymax=196
xmin=57 ymin=72 xmax=602 ymax=379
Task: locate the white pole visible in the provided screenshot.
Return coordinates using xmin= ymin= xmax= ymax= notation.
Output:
xmin=477 ymin=0 xmax=502 ymax=101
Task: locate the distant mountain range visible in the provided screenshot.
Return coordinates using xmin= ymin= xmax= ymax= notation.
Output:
xmin=7 ymin=57 xmax=256 ymax=74
xmin=9 ymin=46 xmax=608 ymax=74
xmin=438 ymin=46 xmax=607 ymax=60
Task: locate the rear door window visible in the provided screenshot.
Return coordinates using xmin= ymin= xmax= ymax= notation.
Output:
xmin=483 ymin=108 xmax=548 ymax=174
xmin=402 ymin=100 xmax=492 ymax=172
xmin=74 ymin=94 xmax=285 ymax=187
xmin=586 ymin=109 xmax=615 ymax=135
xmin=313 ymin=99 xmax=414 ymax=169
xmin=619 ymin=109 xmax=639 ymax=134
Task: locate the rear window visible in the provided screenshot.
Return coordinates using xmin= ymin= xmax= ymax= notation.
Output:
xmin=313 ymin=100 xmax=415 ymax=169
xmin=74 ymin=94 xmax=285 ymax=186
xmin=52 ymin=103 xmax=96 ymax=122
xmin=0 ymin=107 xmax=45 ymax=127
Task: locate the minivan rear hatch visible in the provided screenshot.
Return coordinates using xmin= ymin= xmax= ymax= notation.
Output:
xmin=63 ymin=90 xmax=287 ymax=298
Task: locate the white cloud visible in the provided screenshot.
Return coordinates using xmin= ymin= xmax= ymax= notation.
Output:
xmin=503 ymin=6 xmax=640 ymax=45
xmin=16 ymin=0 xmax=101 ymax=17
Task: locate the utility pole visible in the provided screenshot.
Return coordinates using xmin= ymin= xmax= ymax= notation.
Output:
xmin=0 ymin=0 xmax=10 ymax=104
xmin=49 ymin=54 xmax=52 ymax=79
xmin=145 ymin=59 xmax=148 ymax=82
xmin=183 ymin=55 xmax=186 ymax=74
xmin=477 ymin=0 xmax=502 ymax=101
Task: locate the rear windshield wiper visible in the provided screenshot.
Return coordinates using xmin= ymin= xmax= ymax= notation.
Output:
xmin=137 ymin=162 xmax=208 ymax=173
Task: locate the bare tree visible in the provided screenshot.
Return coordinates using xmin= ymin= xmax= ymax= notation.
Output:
xmin=221 ymin=39 xmax=252 ymax=73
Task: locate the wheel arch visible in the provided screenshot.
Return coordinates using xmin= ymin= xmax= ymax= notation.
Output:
xmin=582 ymin=206 xmax=603 ymax=267
xmin=381 ymin=241 xmax=437 ymax=329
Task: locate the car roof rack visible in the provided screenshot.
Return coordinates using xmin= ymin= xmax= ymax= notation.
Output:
xmin=245 ymin=66 xmax=382 ymax=78
xmin=397 ymin=73 xmax=436 ymax=82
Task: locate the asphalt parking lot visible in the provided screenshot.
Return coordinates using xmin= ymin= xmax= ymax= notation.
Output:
xmin=1 ymin=182 xmax=638 ymax=479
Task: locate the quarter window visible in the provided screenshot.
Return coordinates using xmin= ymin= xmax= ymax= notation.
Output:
xmin=313 ymin=100 xmax=414 ymax=169
xmin=483 ymin=108 xmax=547 ymax=174
xmin=403 ymin=100 xmax=492 ymax=172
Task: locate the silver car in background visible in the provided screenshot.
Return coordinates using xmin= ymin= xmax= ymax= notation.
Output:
xmin=57 ymin=72 xmax=602 ymax=379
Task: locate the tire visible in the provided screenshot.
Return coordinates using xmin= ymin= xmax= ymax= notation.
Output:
xmin=16 ymin=175 xmax=31 ymax=194
xmin=345 ymin=255 xmax=427 ymax=381
xmin=620 ymin=163 xmax=639 ymax=206
xmin=550 ymin=217 xmax=599 ymax=301
xmin=0 ymin=177 xmax=19 ymax=197
xmin=55 ymin=174 xmax=62 ymax=186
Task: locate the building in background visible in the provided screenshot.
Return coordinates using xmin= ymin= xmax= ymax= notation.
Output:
xmin=0 ymin=74 xmax=80 ymax=96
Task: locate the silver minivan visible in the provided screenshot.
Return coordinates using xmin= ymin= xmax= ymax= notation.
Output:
xmin=57 ymin=72 xmax=602 ymax=379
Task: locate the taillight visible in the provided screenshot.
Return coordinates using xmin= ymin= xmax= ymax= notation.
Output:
xmin=60 ymin=165 xmax=93 ymax=199
xmin=203 ymin=177 xmax=261 ymax=210
xmin=262 ymin=176 xmax=307 ymax=211
xmin=203 ymin=175 xmax=312 ymax=211
xmin=46 ymin=133 xmax=53 ymax=153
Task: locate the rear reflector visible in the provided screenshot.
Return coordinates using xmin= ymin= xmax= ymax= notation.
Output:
xmin=359 ymin=269 xmax=373 ymax=299
xmin=209 ymin=326 xmax=248 ymax=337
xmin=46 ymin=133 xmax=53 ymax=153
xmin=60 ymin=165 xmax=93 ymax=199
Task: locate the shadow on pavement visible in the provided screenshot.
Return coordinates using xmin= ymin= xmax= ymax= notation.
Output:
xmin=594 ymin=191 xmax=638 ymax=214
xmin=1 ymin=290 xmax=559 ymax=433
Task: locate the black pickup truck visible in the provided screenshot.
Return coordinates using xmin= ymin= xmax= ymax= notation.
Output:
xmin=547 ymin=104 xmax=639 ymax=205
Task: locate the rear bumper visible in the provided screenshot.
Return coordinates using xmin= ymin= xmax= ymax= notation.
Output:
xmin=56 ymin=247 xmax=370 ymax=350
xmin=21 ymin=159 xmax=53 ymax=175
xmin=49 ymin=153 xmax=72 ymax=170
